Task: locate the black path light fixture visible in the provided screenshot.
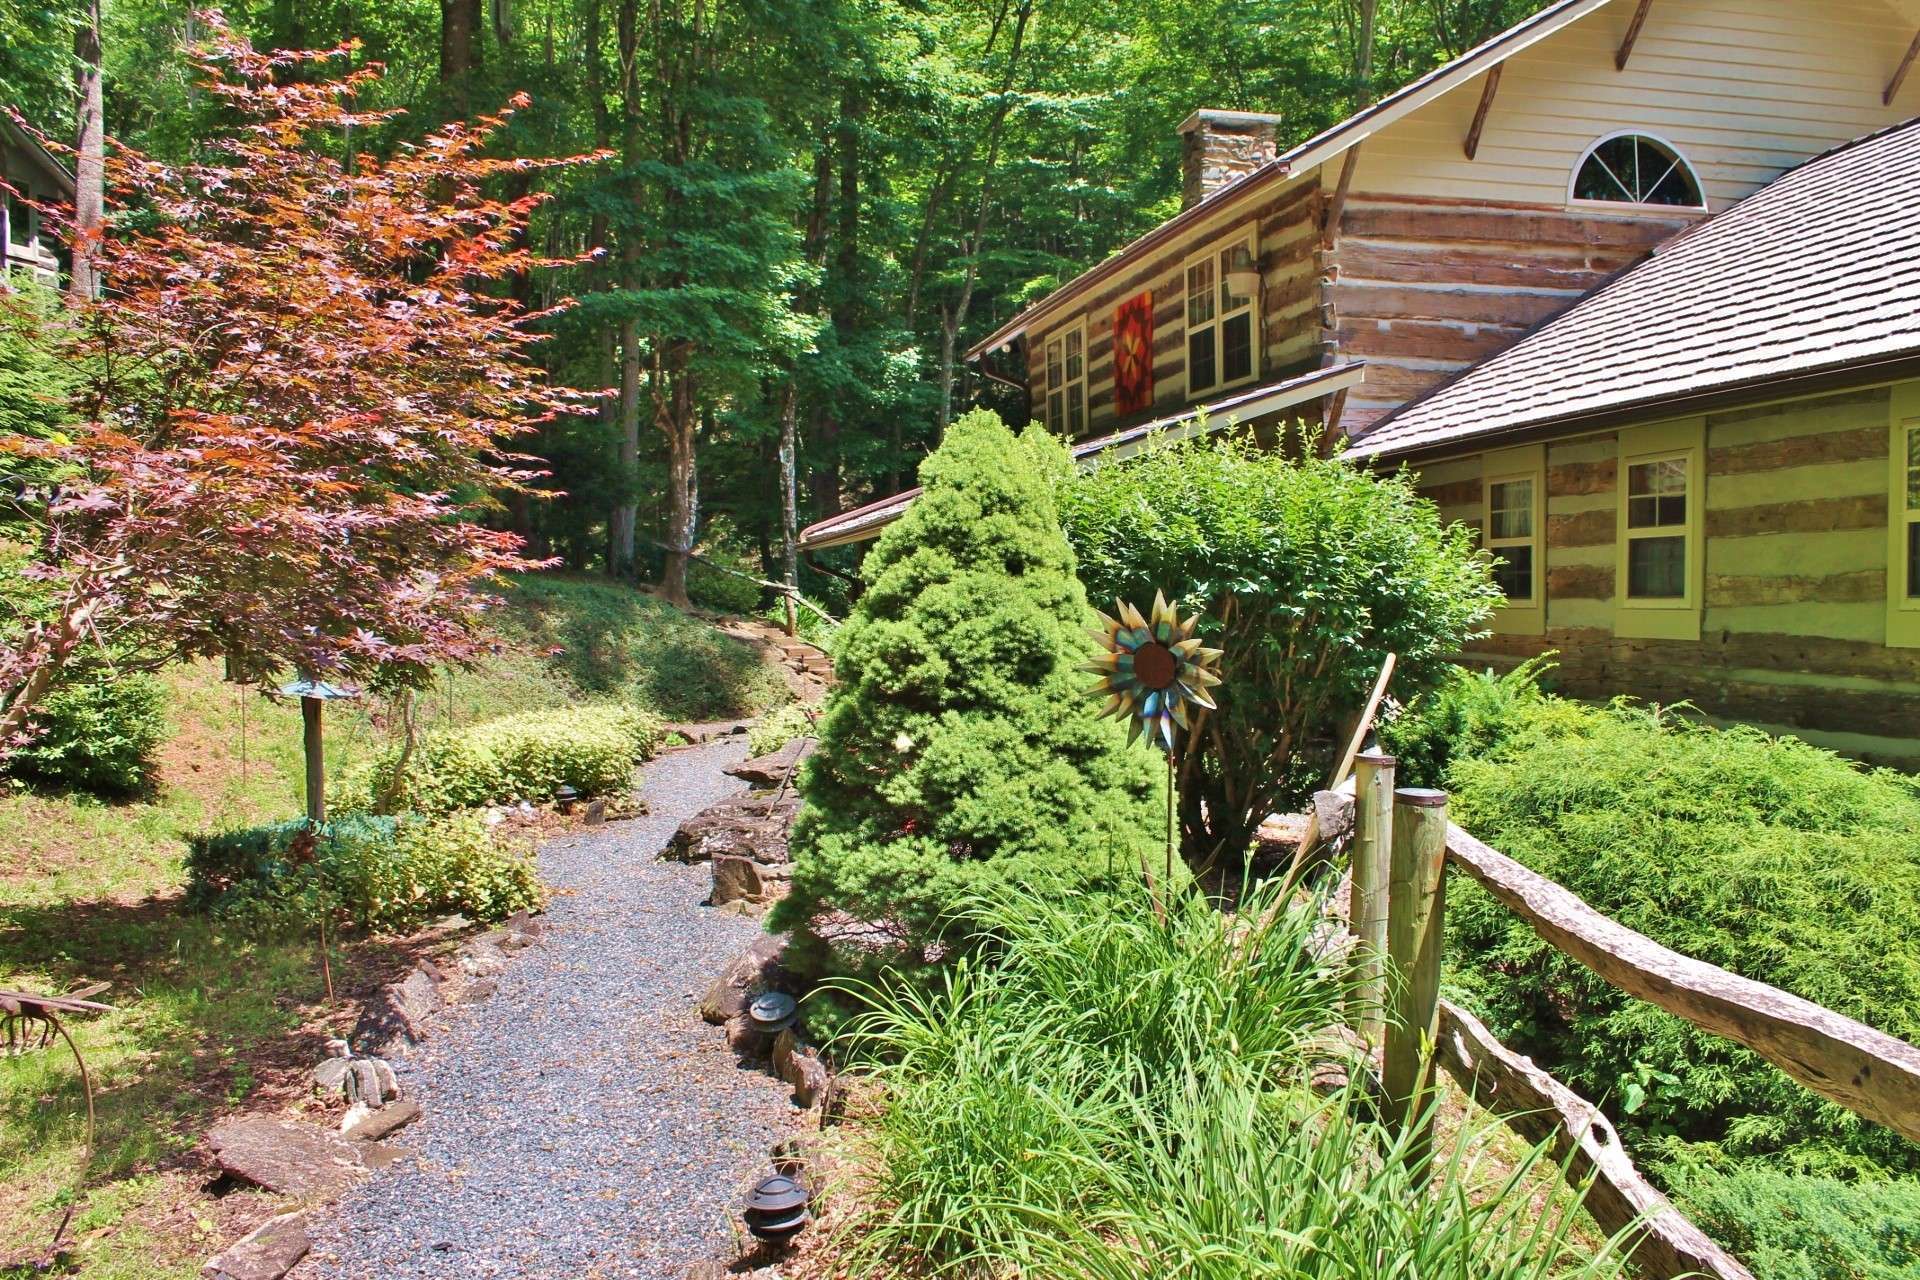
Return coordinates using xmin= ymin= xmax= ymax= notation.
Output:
xmin=278 ymin=675 xmax=359 ymax=825
xmin=742 ymin=1171 xmax=812 ymax=1243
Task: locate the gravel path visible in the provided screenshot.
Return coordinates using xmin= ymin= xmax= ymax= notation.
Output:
xmin=302 ymin=738 xmax=801 ymax=1280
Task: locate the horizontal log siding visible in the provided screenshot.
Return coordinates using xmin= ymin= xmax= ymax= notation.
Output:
xmin=1432 ymin=386 xmax=1920 ymax=763
xmin=1027 ymin=173 xmax=1324 ymax=438
xmin=1345 ymin=0 xmax=1917 ymax=210
xmin=1329 ymin=197 xmax=1684 ymax=433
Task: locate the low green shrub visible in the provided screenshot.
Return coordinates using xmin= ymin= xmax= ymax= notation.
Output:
xmin=185 ymin=812 xmax=541 ymax=931
xmin=1665 ymin=1162 xmax=1920 ymax=1280
xmin=759 ymin=596 xmax=837 ymax=647
xmin=1378 ymin=655 xmax=1558 ymax=787
xmin=835 ymin=881 xmax=1630 ymax=1279
xmin=746 ymin=702 xmax=814 ymax=757
xmin=1442 ymin=698 xmax=1920 ymax=1176
xmin=687 ymin=550 xmax=765 ymax=615
xmin=4 ymin=672 xmax=168 ymax=797
xmin=342 ymin=704 xmax=664 ymax=815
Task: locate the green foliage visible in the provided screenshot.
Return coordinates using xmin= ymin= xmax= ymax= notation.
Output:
xmin=342 ymin=704 xmax=663 ymax=816
xmin=1058 ymin=431 xmax=1498 ymax=858
xmin=772 ymin=411 xmax=1165 ymax=987
xmin=1379 ymin=655 xmax=1559 ymax=786
xmin=184 ymin=812 xmax=541 ymax=932
xmin=746 ymin=701 xmax=815 ymax=757
xmin=760 ymin=596 xmax=837 ymax=647
xmin=491 ymin=574 xmax=789 ymax=721
xmin=1441 ymin=699 xmax=1920 ymax=1175
xmin=687 ymin=552 xmax=766 ymax=616
xmin=836 ymin=880 xmax=1630 ymax=1279
xmin=3 ymin=671 xmax=167 ymax=798
xmin=1663 ymin=1162 xmax=1920 ymax=1280
xmin=0 ymin=279 xmax=74 ymax=446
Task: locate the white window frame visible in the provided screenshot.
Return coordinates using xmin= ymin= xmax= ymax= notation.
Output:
xmin=1567 ymin=130 xmax=1706 ymax=213
xmin=1889 ymin=385 xmax=1920 ymax=649
xmin=1615 ymin=418 xmax=1704 ymax=641
xmin=1182 ymin=225 xmax=1261 ymax=400
xmin=1483 ymin=444 xmax=1544 ymax=635
xmin=1041 ymin=318 xmax=1087 ymax=438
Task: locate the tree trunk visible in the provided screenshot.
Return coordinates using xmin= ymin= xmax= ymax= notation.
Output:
xmin=778 ymin=379 xmax=800 ymax=598
xmin=69 ymin=0 xmax=104 ymax=302
xmin=610 ymin=317 xmax=640 ymax=577
xmin=440 ymin=0 xmax=484 ymax=106
xmin=656 ymin=343 xmax=697 ymax=607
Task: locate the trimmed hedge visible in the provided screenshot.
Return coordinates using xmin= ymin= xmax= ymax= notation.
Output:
xmin=186 ymin=812 xmax=541 ymax=932
xmin=342 ymin=704 xmax=664 ymax=815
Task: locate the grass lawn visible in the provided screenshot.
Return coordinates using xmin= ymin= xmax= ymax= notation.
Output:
xmin=0 ymin=574 xmax=788 ymax=1277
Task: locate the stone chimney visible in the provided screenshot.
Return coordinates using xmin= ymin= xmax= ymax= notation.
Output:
xmin=1177 ymin=109 xmax=1283 ymax=209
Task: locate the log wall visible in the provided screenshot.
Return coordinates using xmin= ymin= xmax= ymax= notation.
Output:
xmin=1411 ymin=383 xmax=1920 ymax=764
xmin=1024 ymin=172 xmax=1326 ymax=437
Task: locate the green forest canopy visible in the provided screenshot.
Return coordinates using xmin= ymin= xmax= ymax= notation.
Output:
xmin=0 ymin=0 xmax=1542 ymax=595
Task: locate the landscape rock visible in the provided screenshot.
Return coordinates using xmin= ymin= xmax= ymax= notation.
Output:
xmin=311 ymin=1058 xmax=352 ymax=1095
xmin=723 ymin=738 xmax=815 ymax=788
xmin=667 ymin=791 xmax=799 ymax=865
xmin=370 ymin=1059 xmax=400 ymax=1101
xmin=725 ymin=1013 xmax=766 ymax=1056
xmin=700 ymin=932 xmax=793 ymax=1025
xmin=200 ymin=1211 xmax=310 ymax=1280
xmin=207 ymin=1117 xmax=367 ymax=1199
xmin=322 ymin=1038 xmax=350 ymax=1059
xmin=583 ymin=797 xmax=608 ymax=825
xmin=458 ymin=937 xmax=510 ymax=978
xmin=343 ymin=1099 xmax=422 ymax=1143
xmin=352 ymin=967 xmax=442 ymax=1057
xmin=772 ymin=1030 xmax=830 ymax=1109
xmin=710 ymin=853 xmax=794 ymax=907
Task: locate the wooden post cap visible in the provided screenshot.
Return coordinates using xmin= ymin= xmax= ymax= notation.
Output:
xmin=1356 ymin=750 xmax=1397 ymax=766
xmin=1393 ymin=787 xmax=1448 ymax=807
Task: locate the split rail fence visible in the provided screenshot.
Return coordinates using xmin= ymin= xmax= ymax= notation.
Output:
xmin=1324 ymin=754 xmax=1920 ymax=1280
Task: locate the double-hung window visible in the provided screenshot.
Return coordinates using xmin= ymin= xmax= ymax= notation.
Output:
xmin=1483 ymin=445 xmax=1544 ymax=634
xmin=1184 ymin=229 xmax=1259 ymax=398
xmin=1615 ymin=419 xmax=1703 ymax=640
xmin=1042 ymin=320 xmax=1086 ymax=437
xmin=1902 ymin=423 xmax=1920 ymax=602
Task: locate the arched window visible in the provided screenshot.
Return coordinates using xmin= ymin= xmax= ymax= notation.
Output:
xmin=1571 ymin=133 xmax=1703 ymax=208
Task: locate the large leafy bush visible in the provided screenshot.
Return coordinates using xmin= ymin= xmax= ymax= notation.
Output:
xmin=1665 ymin=1161 xmax=1920 ymax=1280
xmin=2 ymin=670 xmax=166 ymax=797
xmin=186 ymin=812 xmax=541 ymax=931
xmin=342 ymin=704 xmax=664 ymax=815
xmin=1440 ymin=694 xmax=1920 ymax=1177
xmin=1058 ymin=432 xmax=1497 ymax=860
xmin=772 ymin=411 xmax=1164 ymax=985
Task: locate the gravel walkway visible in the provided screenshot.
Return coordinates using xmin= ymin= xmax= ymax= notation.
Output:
xmin=302 ymin=738 xmax=801 ymax=1280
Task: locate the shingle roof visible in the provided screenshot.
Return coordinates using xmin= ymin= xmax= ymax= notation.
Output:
xmin=1348 ymin=117 xmax=1920 ymax=459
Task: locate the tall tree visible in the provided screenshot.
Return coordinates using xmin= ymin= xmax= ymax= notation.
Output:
xmin=69 ymin=0 xmax=104 ymax=300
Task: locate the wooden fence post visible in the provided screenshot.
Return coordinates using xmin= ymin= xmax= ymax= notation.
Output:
xmin=1383 ymin=787 xmax=1448 ymax=1170
xmin=1348 ymin=752 xmax=1395 ymax=1045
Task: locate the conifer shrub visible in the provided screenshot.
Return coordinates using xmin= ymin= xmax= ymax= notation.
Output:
xmin=1058 ymin=432 xmax=1497 ymax=859
xmin=341 ymin=704 xmax=664 ymax=815
xmin=1664 ymin=1162 xmax=1920 ymax=1280
xmin=1438 ymin=694 xmax=1920 ymax=1176
xmin=2 ymin=670 xmax=167 ymax=797
xmin=771 ymin=411 xmax=1164 ymax=989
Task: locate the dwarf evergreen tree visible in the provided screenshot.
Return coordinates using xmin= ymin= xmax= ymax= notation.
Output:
xmin=772 ymin=411 xmax=1164 ymax=981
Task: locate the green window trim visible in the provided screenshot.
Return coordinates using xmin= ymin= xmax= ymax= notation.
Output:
xmin=1616 ymin=418 xmax=1704 ymax=641
xmin=1889 ymin=384 xmax=1920 ymax=649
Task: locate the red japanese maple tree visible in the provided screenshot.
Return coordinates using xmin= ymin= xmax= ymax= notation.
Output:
xmin=0 ymin=27 xmax=593 ymax=750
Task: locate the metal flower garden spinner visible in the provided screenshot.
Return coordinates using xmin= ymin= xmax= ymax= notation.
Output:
xmin=1084 ymin=591 xmax=1223 ymax=886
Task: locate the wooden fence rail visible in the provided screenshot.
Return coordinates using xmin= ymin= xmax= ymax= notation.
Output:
xmin=1321 ymin=764 xmax=1920 ymax=1280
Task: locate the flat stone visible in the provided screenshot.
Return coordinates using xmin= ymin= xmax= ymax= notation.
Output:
xmin=311 ymin=1058 xmax=351 ymax=1096
xmin=356 ymin=1141 xmax=413 ymax=1171
xmin=343 ymin=1099 xmax=421 ymax=1143
xmin=458 ymin=937 xmax=510 ymax=977
xmin=724 ymin=738 xmax=815 ymax=788
xmin=208 ymin=1117 xmax=366 ymax=1199
xmin=667 ymin=791 xmax=799 ymax=866
xmin=464 ymin=978 xmax=499 ymax=1000
xmin=201 ymin=1210 xmax=310 ymax=1280
xmin=711 ymin=853 xmax=793 ymax=907
xmin=352 ymin=967 xmax=442 ymax=1058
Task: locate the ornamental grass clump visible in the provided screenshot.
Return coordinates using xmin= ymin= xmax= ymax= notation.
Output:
xmin=771 ymin=412 xmax=1164 ymax=990
xmin=834 ymin=880 xmax=1632 ymax=1279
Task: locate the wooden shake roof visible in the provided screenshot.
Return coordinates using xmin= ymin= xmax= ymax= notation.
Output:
xmin=1349 ymin=116 xmax=1920 ymax=460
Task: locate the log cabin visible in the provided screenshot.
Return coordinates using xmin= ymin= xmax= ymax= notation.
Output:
xmin=0 ymin=115 xmax=72 ymax=287
xmin=798 ymin=0 xmax=1920 ymax=765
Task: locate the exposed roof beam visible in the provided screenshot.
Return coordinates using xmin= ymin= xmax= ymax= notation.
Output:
xmin=1615 ymin=0 xmax=1653 ymax=69
xmin=1887 ymin=29 xmax=1920 ymax=105
xmin=1464 ymin=64 xmax=1504 ymax=159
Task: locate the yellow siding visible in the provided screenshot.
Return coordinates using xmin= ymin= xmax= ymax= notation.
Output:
xmin=1345 ymin=0 xmax=1916 ymax=210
